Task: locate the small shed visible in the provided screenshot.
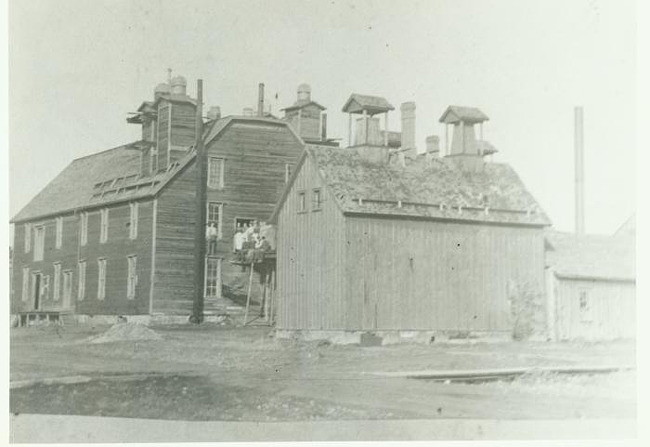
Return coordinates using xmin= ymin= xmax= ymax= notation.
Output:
xmin=271 ymin=144 xmax=551 ymax=341
xmin=545 ymin=231 xmax=636 ymax=340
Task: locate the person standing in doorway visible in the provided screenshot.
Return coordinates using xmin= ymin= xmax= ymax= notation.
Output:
xmin=206 ymin=222 xmax=218 ymax=255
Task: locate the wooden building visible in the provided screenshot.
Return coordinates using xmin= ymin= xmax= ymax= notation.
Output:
xmin=545 ymin=229 xmax=636 ymax=340
xmin=271 ymin=104 xmax=552 ymax=341
xmin=11 ymin=76 xmax=305 ymax=319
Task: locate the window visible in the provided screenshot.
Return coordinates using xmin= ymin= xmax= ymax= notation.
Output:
xmin=207 ymin=202 xmax=223 ymax=239
xmin=63 ymin=271 xmax=73 ymax=304
xmin=77 ymin=260 xmax=86 ymax=301
xmin=129 ymin=202 xmax=139 ymax=239
xmin=312 ymin=188 xmax=322 ymax=211
xmin=33 ymin=226 xmax=45 ymax=261
xmin=100 ymin=208 xmax=109 ymax=243
xmin=53 ymin=263 xmax=61 ymax=301
xmin=298 ymin=191 xmax=306 ymax=213
xmin=55 ymin=217 xmax=63 ymax=249
xmin=235 ymin=217 xmax=255 ymax=231
xmin=579 ymin=290 xmax=592 ymax=322
xmin=80 ymin=212 xmax=88 ymax=246
xmin=97 ymin=258 xmax=107 ymax=300
xmin=205 ymin=257 xmax=222 ymax=298
xmin=21 ymin=267 xmax=29 ymax=301
xmin=207 ymin=157 xmax=225 ymax=189
xmin=41 ymin=275 xmax=50 ymax=301
xmin=24 ymin=223 xmax=31 ymax=253
xmin=285 ymin=164 xmax=294 ymax=183
xmin=127 ymin=255 xmax=137 ymax=299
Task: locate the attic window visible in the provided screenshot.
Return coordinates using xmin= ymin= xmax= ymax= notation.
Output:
xmin=312 ymin=189 xmax=322 ymax=211
xmin=298 ymin=191 xmax=306 ymax=213
xmin=579 ymin=290 xmax=592 ymax=322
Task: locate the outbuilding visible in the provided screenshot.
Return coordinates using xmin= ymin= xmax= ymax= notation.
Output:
xmin=271 ymin=104 xmax=552 ymax=342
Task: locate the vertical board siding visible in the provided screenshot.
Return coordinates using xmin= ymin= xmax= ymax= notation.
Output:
xmin=11 ymin=201 xmax=154 ymax=315
xmin=555 ymin=277 xmax=636 ymax=340
xmin=277 ymin=155 xmax=346 ymax=329
xmin=342 ymin=217 xmax=546 ymax=332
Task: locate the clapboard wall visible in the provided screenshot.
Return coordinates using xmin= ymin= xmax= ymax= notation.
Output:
xmin=205 ymin=119 xmax=304 ymax=303
xmin=151 ymin=161 xmax=198 ymax=315
xmin=11 ymin=200 xmax=154 ymax=315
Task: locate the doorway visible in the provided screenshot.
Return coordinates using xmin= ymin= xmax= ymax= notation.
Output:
xmin=32 ymin=272 xmax=41 ymax=310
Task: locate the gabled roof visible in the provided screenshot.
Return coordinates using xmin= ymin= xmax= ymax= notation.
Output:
xmin=545 ymin=230 xmax=635 ymax=281
xmin=439 ymin=106 xmax=489 ymax=124
xmin=342 ymin=94 xmax=395 ymax=115
xmin=203 ymin=115 xmax=304 ymax=147
xmin=11 ymin=142 xmax=196 ymax=223
xmin=281 ymin=100 xmax=326 ymax=112
xmin=14 ymin=115 xmax=304 ymax=224
xmin=272 ymin=145 xmax=551 ymax=226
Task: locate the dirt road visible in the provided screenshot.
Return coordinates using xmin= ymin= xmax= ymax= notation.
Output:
xmin=10 ymin=324 xmax=637 ymax=424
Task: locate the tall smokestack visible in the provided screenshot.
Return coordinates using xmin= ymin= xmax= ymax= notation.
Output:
xmin=258 ymin=83 xmax=265 ymax=116
xmin=574 ymin=106 xmax=585 ymax=236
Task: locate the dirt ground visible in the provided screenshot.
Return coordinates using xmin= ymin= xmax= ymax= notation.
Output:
xmin=9 ymin=323 xmax=637 ymax=422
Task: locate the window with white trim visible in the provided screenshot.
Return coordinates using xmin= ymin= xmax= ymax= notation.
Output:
xmin=285 ymin=163 xmax=294 ymax=183
xmin=24 ymin=223 xmax=31 ymax=253
xmin=129 ymin=202 xmax=139 ymax=239
xmin=127 ymin=255 xmax=137 ymax=299
xmin=55 ymin=217 xmax=63 ymax=249
xmin=298 ymin=191 xmax=306 ymax=213
xmin=63 ymin=271 xmax=73 ymax=303
xmin=207 ymin=202 xmax=223 ymax=239
xmin=207 ymin=157 xmax=225 ymax=189
xmin=53 ymin=263 xmax=61 ymax=301
xmin=579 ymin=290 xmax=592 ymax=322
xmin=80 ymin=212 xmax=88 ymax=246
xmin=205 ymin=257 xmax=222 ymax=298
xmin=41 ymin=275 xmax=50 ymax=301
xmin=100 ymin=208 xmax=109 ymax=243
xmin=21 ymin=267 xmax=30 ymax=301
xmin=33 ymin=225 xmax=45 ymax=262
xmin=97 ymin=258 xmax=107 ymax=300
xmin=312 ymin=188 xmax=322 ymax=211
xmin=77 ymin=260 xmax=86 ymax=301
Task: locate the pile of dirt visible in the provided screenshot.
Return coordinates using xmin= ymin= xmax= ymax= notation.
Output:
xmin=87 ymin=323 xmax=163 ymax=344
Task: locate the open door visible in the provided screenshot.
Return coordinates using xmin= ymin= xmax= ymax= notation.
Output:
xmin=32 ymin=272 xmax=41 ymax=311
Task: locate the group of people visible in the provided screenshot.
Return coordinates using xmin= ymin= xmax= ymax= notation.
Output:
xmin=234 ymin=220 xmax=276 ymax=264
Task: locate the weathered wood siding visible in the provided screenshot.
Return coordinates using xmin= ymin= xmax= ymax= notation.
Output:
xmin=152 ymin=162 xmax=198 ymax=314
xmin=343 ymin=218 xmax=546 ymax=331
xmin=170 ymin=102 xmax=197 ymax=151
xmin=276 ymin=155 xmax=346 ymax=329
xmin=285 ymin=105 xmax=321 ymax=141
xmin=157 ymin=102 xmax=171 ymax=170
xmin=11 ymin=200 xmax=154 ymax=315
xmin=554 ymin=277 xmax=636 ymax=340
xmin=205 ymin=120 xmax=304 ymax=305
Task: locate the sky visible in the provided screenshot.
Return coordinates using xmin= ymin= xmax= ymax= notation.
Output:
xmin=7 ymin=0 xmax=636 ymax=235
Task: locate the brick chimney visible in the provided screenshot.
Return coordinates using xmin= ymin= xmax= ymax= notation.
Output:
xmin=400 ymin=102 xmax=417 ymax=160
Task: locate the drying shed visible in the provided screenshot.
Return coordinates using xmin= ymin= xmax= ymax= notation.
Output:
xmin=271 ymin=140 xmax=551 ymax=341
xmin=545 ymin=230 xmax=636 ymax=340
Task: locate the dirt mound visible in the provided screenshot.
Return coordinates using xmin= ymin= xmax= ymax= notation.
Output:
xmin=87 ymin=323 xmax=162 ymax=344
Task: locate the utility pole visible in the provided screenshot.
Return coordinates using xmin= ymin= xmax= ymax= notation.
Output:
xmin=191 ymin=79 xmax=206 ymax=323
xmin=574 ymin=106 xmax=585 ymax=236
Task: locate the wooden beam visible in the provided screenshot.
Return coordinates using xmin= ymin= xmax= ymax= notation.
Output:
xmin=191 ymin=79 xmax=206 ymax=324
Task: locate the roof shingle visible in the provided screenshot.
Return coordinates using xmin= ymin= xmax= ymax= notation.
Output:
xmin=545 ymin=230 xmax=636 ymax=281
xmin=305 ymin=145 xmax=551 ymax=226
